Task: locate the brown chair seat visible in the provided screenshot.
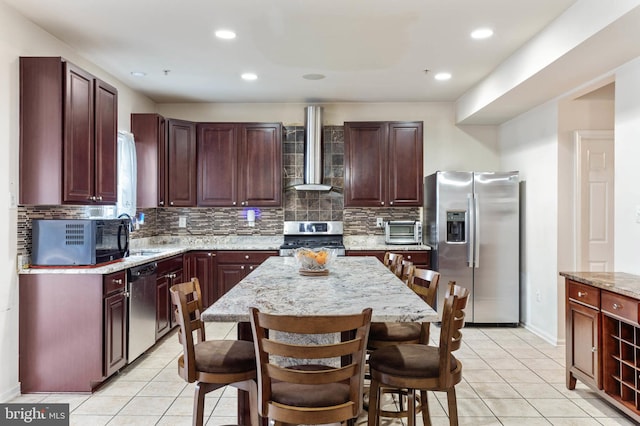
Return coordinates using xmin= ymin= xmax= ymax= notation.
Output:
xmin=193 ymin=340 xmax=256 ymax=374
xmin=369 ymin=322 xmax=421 ymax=342
xmin=369 ymin=344 xmax=458 ymax=378
xmin=272 ymin=382 xmax=350 ymax=407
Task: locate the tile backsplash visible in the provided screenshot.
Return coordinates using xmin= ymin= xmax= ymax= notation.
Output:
xmin=17 ymin=125 xmax=420 ymax=255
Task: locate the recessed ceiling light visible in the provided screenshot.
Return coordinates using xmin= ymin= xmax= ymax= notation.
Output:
xmin=130 ymin=71 xmax=146 ymax=77
xmin=241 ymin=73 xmax=258 ymax=81
xmin=215 ymin=29 xmax=236 ymax=40
xmin=302 ymin=74 xmax=326 ymax=80
xmin=471 ymin=28 xmax=494 ymax=39
xmin=434 ymin=72 xmax=452 ymax=81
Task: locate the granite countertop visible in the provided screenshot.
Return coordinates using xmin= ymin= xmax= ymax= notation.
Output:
xmin=18 ymin=235 xmax=431 ymax=275
xmin=202 ymin=256 xmax=439 ymax=323
xmin=560 ymin=271 xmax=640 ymax=299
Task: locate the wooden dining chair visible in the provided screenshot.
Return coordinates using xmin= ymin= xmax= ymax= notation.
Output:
xmin=170 ymin=278 xmax=258 ymax=426
xmin=367 ymin=282 xmax=469 ymax=426
xmin=249 ymin=307 xmax=373 ymax=426
xmin=400 ymin=260 xmax=415 ymax=285
xmin=365 ymin=268 xmax=440 ymax=419
xmin=383 ymin=252 xmax=404 ymax=278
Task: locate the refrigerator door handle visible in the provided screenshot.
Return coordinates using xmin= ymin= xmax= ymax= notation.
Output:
xmin=474 ymin=196 xmax=480 ymax=268
xmin=467 ymin=193 xmax=474 ymax=268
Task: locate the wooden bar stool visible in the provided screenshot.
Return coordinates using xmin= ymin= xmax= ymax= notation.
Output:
xmin=368 ymin=282 xmax=469 ymax=426
xmin=382 ymin=252 xmax=403 ymax=278
xmin=170 ymin=278 xmax=259 ymax=426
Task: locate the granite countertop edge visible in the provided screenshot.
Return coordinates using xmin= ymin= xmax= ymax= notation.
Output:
xmin=560 ymin=271 xmax=640 ymax=299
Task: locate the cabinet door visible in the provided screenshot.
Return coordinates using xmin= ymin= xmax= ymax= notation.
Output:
xmin=167 ymin=119 xmax=196 ymax=206
xmin=104 ymin=291 xmax=127 ymax=376
xmin=567 ymin=300 xmax=600 ymax=389
xmin=132 ymin=113 xmax=166 ymax=207
xmin=239 ymin=123 xmax=283 ymax=207
xmin=216 ymin=264 xmax=246 ymax=300
xmin=185 ymin=251 xmax=216 ymax=308
xmin=94 ymin=79 xmax=118 ymax=203
xmin=63 ymin=62 xmax=95 ymax=203
xmin=155 ymin=273 xmax=171 ymax=340
xmin=344 ymin=122 xmax=387 ymax=207
xmin=197 ymin=123 xmax=239 ymax=207
xmin=388 ymin=122 xmax=423 ymax=206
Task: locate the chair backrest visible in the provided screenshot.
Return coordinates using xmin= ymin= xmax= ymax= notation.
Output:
xmin=383 ymin=252 xmax=403 ymax=278
xmin=170 ymin=277 xmax=206 ymax=382
xmin=400 ymin=260 xmax=414 ymax=284
xmin=409 ymin=268 xmax=440 ymax=308
xmin=438 ymin=281 xmax=469 ymax=383
xmin=249 ymin=307 xmax=373 ymax=425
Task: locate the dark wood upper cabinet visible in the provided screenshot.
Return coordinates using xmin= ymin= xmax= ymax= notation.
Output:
xmin=20 ymin=57 xmax=118 ymax=205
xmin=344 ymin=121 xmax=423 ymax=207
xmin=197 ymin=122 xmax=282 ymax=207
xmin=131 ymin=113 xmax=167 ymax=208
xmin=167 ymin=119 xmax=197 ymax=207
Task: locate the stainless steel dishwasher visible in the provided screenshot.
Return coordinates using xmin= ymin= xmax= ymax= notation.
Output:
xmin=127 ymin=262 xmax=158 ymax=362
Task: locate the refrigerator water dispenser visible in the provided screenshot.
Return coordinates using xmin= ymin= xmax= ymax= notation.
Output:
xmin=446 ymin=211 xmax=466 ymax=242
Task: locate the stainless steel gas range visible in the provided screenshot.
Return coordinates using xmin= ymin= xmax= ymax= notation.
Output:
xmin=279 ymin=221 xmax=345 ymax=256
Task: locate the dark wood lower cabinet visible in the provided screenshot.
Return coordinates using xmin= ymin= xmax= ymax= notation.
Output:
xmin=216 ymin=251 xmax=278 ymax=300
xmin=104 ymin=271 xmax=128 ymax=377
xmin=156 ymin=255 xmax=184 ymax=340
xmin=564 ymin=277 xmax=640 ymax=423
xmin=184 ymin=250 xmax=216 ymax=308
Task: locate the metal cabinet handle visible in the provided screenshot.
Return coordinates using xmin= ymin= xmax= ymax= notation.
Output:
xmin=245 ymin=255 xmax=250 ymax=259
xmin=170 ymin=201 xmax=174 ymax=206
xmin=240 ymin=265 xmax=245 ymax=270
xmin=249 ymin=266 xmax=254 ymax=270
xmin=613 ymin=303 xmax=622 ymax=310
xmin=96 ymin=195 xmax=103 ymax=201
xmin=380 ymin=201 xmax=384 ymax=206
xmin=207 ymin=252 xmax=212 ymax=257
xmin=232 ymin=202 xmax=237 ymax=206
xmin=159 ymin=201 xmax=164 ymax=206
xmin=407 ymin=255 xmax=412 ymax=260
xmin=390 ymin=201 xmax=393 ymax=205
xmin=592 ymin=347 xmax=597 ymax=352
xmin=113 ymin=279 xmax=123 ymax=285
xmin=578 ymin=291 xmax=587 ymax=297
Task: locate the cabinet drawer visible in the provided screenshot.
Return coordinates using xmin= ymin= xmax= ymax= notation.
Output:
xmin=394 ymin=251 xmax=430 ymax=265
xmin=104 ymin=271 xmax=126 ymax=296
xmin=216 ymin=251 xmax=277 ymax=264
xmin=602 ymin=291 xmax=640 ymax=325
xmin=157 ymin=254 xmax=184 ymax=276
xmin=568 ymin=280 xmax=600 ymax=309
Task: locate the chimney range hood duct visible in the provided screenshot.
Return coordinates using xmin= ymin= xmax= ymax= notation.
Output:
xmin=294 ymin=105 xmax=332 ymax=191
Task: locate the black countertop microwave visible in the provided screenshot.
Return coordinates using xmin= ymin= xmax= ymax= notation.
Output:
xmin=32 ymin=219 xmax=130 ymax=266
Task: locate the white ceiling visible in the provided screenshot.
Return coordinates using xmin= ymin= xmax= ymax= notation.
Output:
xmin=6 ymin=0 xmax=583 ymax=110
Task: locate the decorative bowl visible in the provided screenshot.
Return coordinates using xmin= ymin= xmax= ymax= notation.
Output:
xmin=293 ymin=247 xmax=337 ymax=273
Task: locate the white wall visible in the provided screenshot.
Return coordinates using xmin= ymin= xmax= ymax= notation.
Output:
xmin=614 ymin=57 xmax=640 ymax=272
xmin=0 ymin=1 xmax=154 ymax=401
xmin=157 ymin=101 xmax=501 ymax=175
xmin=499 ymin=102 xmax=560 ymax=343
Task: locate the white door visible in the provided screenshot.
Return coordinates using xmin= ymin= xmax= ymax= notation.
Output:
xmin=575 ymin=130 xmax=614 ymax=272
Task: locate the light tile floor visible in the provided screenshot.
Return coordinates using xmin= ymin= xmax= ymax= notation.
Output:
xmin=10 ymin=323 xmax=638 ymax=426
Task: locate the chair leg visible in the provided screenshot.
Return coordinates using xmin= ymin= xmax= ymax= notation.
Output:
xmin=367 ymin=379 xmax=381 ymax=426
xmin=407 ymin=388 xmax=416 ymax=426
xmin=193 ymin=382 xmax=216 ymax=426
xmin=419 ymin=390 xmax=430 ymax=426
xmin=446 ymin=387 xmax=459 ymax=426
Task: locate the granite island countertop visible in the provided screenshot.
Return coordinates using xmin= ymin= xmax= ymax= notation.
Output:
xmin=202 ymin=256 xmax=439 ymax=323
xmin=560 ymin=271 xmax=640 ymax=299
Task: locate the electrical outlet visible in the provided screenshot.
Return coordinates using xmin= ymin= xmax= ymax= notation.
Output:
xmin=376 ymin=218 xmax=384 ymax=228
xmin=178 ymin=216 xmax=187 ymax=228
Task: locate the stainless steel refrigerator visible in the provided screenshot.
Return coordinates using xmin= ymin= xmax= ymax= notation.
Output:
xmin=424 ymin=171 xmax=520 ymax=324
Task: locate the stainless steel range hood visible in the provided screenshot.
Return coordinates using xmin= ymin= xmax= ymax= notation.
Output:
xmin=294 ymin=105 xmax=332 ymax=191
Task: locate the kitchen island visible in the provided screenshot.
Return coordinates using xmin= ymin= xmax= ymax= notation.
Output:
xmin=204 ymin=255 xmax=438 ymax=426
xmin=561 ymin=271 xmax=640 ymax=423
